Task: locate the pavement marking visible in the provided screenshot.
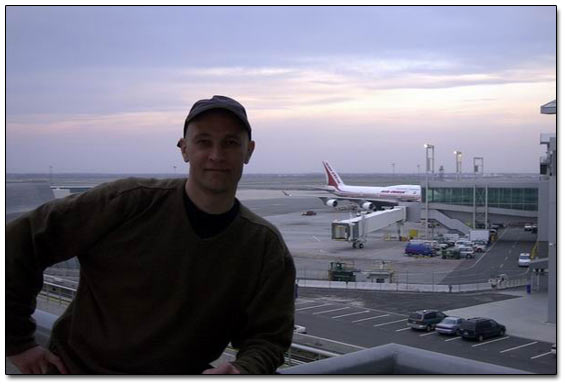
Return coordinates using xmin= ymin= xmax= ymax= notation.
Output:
xmin=332 ymin=310 xmax=370 ymax=319
xmin=472 ymin=336 xmax=510 ymax=347
xmin=500 ymin=341 xmax=538 ymax=354
xmin=297 ymin=333 xmax=365 ymax=351
xmin=295 ymin=299 xmax=316 ymax=305
xmin=444 ymin=336 xmax=462 ymax=342
xmin=395 ymin=327 xmax=411 ymax=332
xmin=499 ymin=263 xmax=504 ymax=268
xmin=352 ymin=314 xmax=390 ymax=323
xmin=314 ymin=307 xmax=350 ymax=315
xmin=373 ymin=319 xmax=408 ymax=327
xmin=312 ymin=236 xmax=320 ymax=242
xmin=296 ymin=303 xmax=333 ymax=311
xmin=531 ymin=351 xmax=553 ymax=360
xmin=420 ymin=331 xmax=437 ymax=337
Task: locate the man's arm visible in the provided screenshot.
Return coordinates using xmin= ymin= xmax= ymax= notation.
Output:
xmin=230 ymin=238 xmax=296 ymax=374
xmin=6 ymin=181 xmax=137 ymax=367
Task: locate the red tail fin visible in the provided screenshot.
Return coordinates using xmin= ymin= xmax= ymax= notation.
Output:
xmin=322 ymin=161 xmax=344 ymax=190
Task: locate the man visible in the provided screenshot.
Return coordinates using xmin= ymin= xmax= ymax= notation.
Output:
xmin=6 ymin=95 xmax=296 ymax=374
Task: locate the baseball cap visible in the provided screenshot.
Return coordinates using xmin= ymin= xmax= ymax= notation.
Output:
xmin=182 ymin=95 xmax=252 ymax=140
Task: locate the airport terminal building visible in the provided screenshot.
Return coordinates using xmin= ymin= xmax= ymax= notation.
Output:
xmin=419 ymin=101 xmax=556 ymax=325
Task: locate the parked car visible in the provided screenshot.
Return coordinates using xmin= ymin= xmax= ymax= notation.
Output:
xmin=524 ymin=223 xmax=533 ymax=231
xmin=407 ymin=310 xmax=446 ymax=331
xmin=436 ymin=316 xmax=464 ymax=335
xmin=405 ymin=243 xmax=435 ymax=256
xmin=438 ymin=242 xmax=450 ymax=250
xmin=302 ymin=210 xmax=317 ymax=216
xmin=518 ymin=253 xmax=531 ymax=267
xmin=294 ymin=325 xmax=307 ymax=334
xmin=473 ymin=241 xmax=487 ymax=253
xmin=459 ymin=318 xmax=506 ymax=341
xmin=459 ymin=247 xmax=475 ymax=259
xmin=455 ymin=240 xmax=474 ymax=249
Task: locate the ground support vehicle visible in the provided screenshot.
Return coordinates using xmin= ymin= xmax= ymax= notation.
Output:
xmin=328 ymin=261 xmax=358 ymax=282
xmin=407 ymin=310 xmax=446 ymax=331
xmin=460 ymin=318 xmax=506 ymax=341
xmin=469 ymin=230 xmax=490 ymax=244
xmin=441 ymin=248 xmax=461 ymax=259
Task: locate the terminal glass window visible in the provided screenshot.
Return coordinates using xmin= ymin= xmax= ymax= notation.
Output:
xmin=429 ymin=187 xmax=537 ymax=211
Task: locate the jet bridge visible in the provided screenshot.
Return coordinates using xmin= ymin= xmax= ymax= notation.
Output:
xmin=331 ymin=206 xmax=406 ymax=248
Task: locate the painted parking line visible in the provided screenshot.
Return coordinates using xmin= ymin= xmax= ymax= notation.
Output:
xmin=295 ymin=299 xmax=316 ymax=305
xmin=298 ymin=333 xmax=365 ymax=351
xmin=531 ymin=351 xmax=553 ymax=360
xmin=352 ymin=314 xmax=389 ymax=323
xmin=500 ymin=341 xmax=538 ymax=354
xmin=472 ymin=336 xmax=510 ymax=347
xmin=444 ymin=336 xmax=462 ymax=342
xmin=373 ymin=319 xmax=408 ymax=327
xmin=420 ymin=331 xmax=437 ymax=337
xmin=313 ymin=307 xmax=350 ymax=315
xmin=296 ymin=303 xmax=333 ymax=311
xmin=332 ymin=310 xmax=370 ymax=319
xmin=395 ymin=327 xmax=411 ymax=332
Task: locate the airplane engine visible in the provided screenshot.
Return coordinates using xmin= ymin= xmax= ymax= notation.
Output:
xmin=325 ymin=199 xmax=338 ymax=207
xmin=361 ymin=201 xmax=376 ymax=211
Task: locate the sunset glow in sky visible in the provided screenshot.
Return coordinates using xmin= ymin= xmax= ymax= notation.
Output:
xmin=6 ymin=5 xmax=556 ymax=174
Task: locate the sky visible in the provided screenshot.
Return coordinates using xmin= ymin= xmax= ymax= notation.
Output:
xmin=5 ymin=5 xmax=557 ymax=174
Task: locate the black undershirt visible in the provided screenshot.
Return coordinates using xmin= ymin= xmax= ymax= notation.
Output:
xmin=183 ymin=192 xmax=240 ymax=239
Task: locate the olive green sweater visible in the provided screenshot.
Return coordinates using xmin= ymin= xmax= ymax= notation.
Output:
xmin=6 ymin=178 xmax=296 ymax=374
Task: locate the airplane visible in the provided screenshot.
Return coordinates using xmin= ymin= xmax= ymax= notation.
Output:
xmin=316 ymin=161 xmax=421 ymax=211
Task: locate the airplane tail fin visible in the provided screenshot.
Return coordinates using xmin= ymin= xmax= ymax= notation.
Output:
xmin=322 ymin=161 xmax=345 ymax=190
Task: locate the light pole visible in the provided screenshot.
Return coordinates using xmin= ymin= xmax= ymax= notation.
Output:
xmin=49 ymin=165 xmax=53 ymax=186
xmin=473 ymin=157 xmax=484 ymax=178
xmin=424 ymin=144 xmax=435 ymax=239
xmin=454 ymin=151 xmax=462 ymax=180
xmin=392 ymin=163 xmax=396 ymax=175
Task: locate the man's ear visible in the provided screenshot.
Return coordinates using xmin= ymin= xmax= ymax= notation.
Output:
xmin=244 ymin=140 xmax=255 ymax=164
xmin=178 ymin=138 xmax=190 ymax=163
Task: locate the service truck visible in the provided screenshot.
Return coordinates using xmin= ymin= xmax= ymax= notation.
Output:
xmin=469 ymin=230 xmax=490 ymax=244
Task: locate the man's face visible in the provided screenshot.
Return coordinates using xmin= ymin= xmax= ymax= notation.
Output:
xmin=180 ymin=111 xmax=255 ymax=195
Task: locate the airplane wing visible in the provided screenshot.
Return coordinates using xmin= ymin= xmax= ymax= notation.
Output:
xmin=282 ymin=191 xmax=398 ymax=209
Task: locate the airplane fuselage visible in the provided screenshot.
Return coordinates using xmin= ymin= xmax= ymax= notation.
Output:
xmin=329 ymin=184 xmax=421 ymax=202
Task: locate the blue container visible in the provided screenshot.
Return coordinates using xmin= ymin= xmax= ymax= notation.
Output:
xmin=526 ymin=284 xmax=531 ymax=294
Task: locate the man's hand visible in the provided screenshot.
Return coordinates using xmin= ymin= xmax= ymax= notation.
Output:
xmin=8 ymin=345 xmax=68 ymax=374
xmin=202 ymin=362 xmax=241 ymax=374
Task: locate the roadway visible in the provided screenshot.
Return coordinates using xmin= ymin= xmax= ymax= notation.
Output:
xmin=440 ymin=227 xmax=537 ymax=284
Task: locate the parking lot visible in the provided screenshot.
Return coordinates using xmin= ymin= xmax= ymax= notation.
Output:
xmin=294 ymin=296 xmax=556 ymax=374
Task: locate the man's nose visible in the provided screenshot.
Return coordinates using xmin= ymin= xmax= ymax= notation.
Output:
xmin=208 ymin=144 xmax=225 ymax=161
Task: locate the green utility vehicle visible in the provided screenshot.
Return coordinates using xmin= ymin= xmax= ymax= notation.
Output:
xmin=328 ymin=261 xmax=357 ymax=282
